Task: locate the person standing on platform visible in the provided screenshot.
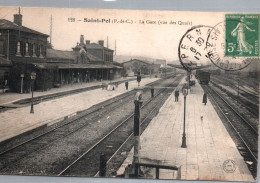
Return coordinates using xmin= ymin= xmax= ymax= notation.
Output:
xmin=203 ymin=93 xmax=207 ymax=105
xmin=175 ymin=88 xmax=179 ymax=102
xmin=151 ymin=86 xmax=154 ymax=97
xmin=125 ymin=81 xmax=129 ymax=90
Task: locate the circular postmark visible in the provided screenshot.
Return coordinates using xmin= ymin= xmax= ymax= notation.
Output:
xmin=206 ymin=20 xmax=252 ymax=71
xmin=178 ymin=25 xmax=213 ymax=71
xmin=223 ymin=159 xmax=236 ymax=173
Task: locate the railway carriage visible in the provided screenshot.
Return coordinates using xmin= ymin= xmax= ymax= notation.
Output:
xmin=196 ymin=71 xmax=210 ymax=85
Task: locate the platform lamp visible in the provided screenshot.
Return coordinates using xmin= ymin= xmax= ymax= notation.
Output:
xmin=181 ymin=87 xmax=188 ymax=148
xmin=30 ymin=71 xmax=36 ymax=114
xmin=237 ymin=71 xmax=240 ymax=96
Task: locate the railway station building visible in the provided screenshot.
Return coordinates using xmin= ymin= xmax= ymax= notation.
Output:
xmin=0 ymin=11 xmax=122 ymax=93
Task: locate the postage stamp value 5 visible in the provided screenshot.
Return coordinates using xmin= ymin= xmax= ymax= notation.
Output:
xmin=225 ymin=14 xmax=259 ymax=57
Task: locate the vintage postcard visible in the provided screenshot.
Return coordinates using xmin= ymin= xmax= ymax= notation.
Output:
xmin=0 ymin=7 xmax=259 ymax=182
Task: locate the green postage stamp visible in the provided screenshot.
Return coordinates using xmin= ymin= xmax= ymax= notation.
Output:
xmin=225 ymin=14 xmax=259 ymax=57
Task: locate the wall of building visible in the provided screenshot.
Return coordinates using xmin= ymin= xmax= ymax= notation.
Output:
xmin=0 ymin=29 xmax=48 ymax=63
xmin=87 ymin=49 xmax=113 ymax=63
xmin=123 ymin=60 xmax=151 ymax=76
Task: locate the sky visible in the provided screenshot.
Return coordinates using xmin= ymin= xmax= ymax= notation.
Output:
xmin=0 ymin=7 xmax=224 ymax=61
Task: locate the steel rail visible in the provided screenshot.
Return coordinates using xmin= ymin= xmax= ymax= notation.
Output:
xmin=211 ymin=77 xmax=259 ymax=106
xmin=210 ymin=79 xmax=259 ymax=120
xmin=203 ymin=85 xmax=258 ymax=163
xmin=93 ymin=83 xmax=177 ymax=177
xmin=0 ymin=91 xmax=135 ymax=156
xmin=211 ymin=75 xmax=259 ymax=97
xmin=0 ymin=79 xmax=167 ymax=170
xmin=0 ymin=78 xmax=164 ymax=157
xmin=57 ymin=76 xmax=182 ymax=176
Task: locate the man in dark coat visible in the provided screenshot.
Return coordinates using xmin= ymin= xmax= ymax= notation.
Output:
xmin=151 ymin=86 xmax=154 ymax=97
xmin=203 ymin=93 xmax=207 ymax=105
xmin=125 ymin=81 xmax=129 ymax=90
xmin=175 ymin=89 xmax=179 ymax=102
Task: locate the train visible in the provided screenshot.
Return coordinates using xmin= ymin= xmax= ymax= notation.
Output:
xmin=195 ymin=70 xmax=210 ymax=85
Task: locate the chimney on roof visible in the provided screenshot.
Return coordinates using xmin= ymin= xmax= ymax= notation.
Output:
xmin=86 ymin=40 xmax=90 ymax=44
xmin=14 ymin=7 xmax=22 ymax=26
xmin=98 ymin=40 xmax=104 ymax=46
xmin=80 ymin=35 xmax=84 ymax=45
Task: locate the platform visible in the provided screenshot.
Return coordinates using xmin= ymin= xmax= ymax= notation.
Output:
xmin=117 ymin=78 xmax=255 ymax=182
xmin=0 ymin=77 xmax=159 ymax=143
xmin=0 ymin=77 xmax=137 ymax=106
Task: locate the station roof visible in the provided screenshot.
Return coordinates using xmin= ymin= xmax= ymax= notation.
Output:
xmin=46 ymin=48 xmax=105 ymax=63
xmin=58 ymin=63 xmax=121 ymax=69
xmin=46 ymin=49 xmax=77 ymax=61
xmin=86 ymin=43 xmax=113 ymax=51
xmin=121 ymin=59 xmax=153 ymax=65
xmin=0 ymin=19 xmax=49 ymax=37
xmin=33 ymin=62 xmax=122 ymax=70
xmin=73 ymin=43 xmax=114 ymax=52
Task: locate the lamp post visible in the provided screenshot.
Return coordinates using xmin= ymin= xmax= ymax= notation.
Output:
xmin=20 ymin=73 xmax=24 ymax=94
xmin=133 ymin=89 xmax=143 ymax=177
xmin=30 ymin=71 xmax=36 ymax=114
xmin=237 ymin=71 xmax=240 ymax=96
xmin=137 ymin=71 xmax=141 ymax=87
xmin=181 ymin=87 xmax=188 ymax=148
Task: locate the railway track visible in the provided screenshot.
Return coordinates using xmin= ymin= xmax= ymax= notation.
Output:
xmin=0 ymin=77 xmax=164 ymax=154
xmin=0 ymin=78 xmax=138 ymax=113
xmin=211 ymin=76 xmax=259 ymax=104
xmin=0 ymin=74 xmax=183 ymax=176
xmin=202 ymin=85 xmax=258 ymax=178
xmin=58 ymin=75 xmax=183 ymax=177
xmin=211 ymin=77 xmax=259 ymax=118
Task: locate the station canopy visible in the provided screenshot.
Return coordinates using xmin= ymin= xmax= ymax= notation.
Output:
xmin=33 ymin=62 xmax=122 ymax=70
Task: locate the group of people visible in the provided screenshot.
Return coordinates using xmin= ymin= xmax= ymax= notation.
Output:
xmin=125 ymin=80 xmax=208 ymax=105
xmin=174 ymin=84 xmax=207 ymax=105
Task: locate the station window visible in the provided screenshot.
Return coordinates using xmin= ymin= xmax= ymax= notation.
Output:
xmin=29 ymin=43 xmax=33 ymax=56
xmin=33 ymin=44 xmax=37 ymax=57
xmin=40 ymin=45 xmax=44 ymax=57
xmin=0 ymin=40 xmax=4 ymax=56
xmin=25 ymin=42 xmax=29 ymax=56
xmin=20 ymin=41 xmax=25 ymax=56
xmin=16 ymin=41 xmax=21 ymax=56
xmin=44 ymin=46 xmax=46 ymax=57
xmin=36 ymin=44 xmax=40 ymax=57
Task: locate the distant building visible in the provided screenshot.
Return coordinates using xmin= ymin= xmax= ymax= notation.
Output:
xmin=121 ymin=59 xmax=161 ymax=76
xmin=155 ymin=59 xmax=166 ymax=67
xmin=122 ymin=59 xmax=150 ymax=76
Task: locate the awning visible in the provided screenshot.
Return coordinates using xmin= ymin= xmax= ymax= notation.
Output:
xmin=112 ymin=65 xmax=123 ymax=69
xmin=33 ymin=63 xmax=58 ymax=69
xmin=58 ymin=64 xmax=115 ymax=69
xmin=32 ymin=62 xmax=123 ymax=70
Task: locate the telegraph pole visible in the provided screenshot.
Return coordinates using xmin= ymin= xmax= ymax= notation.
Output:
xmin=114 ymin=40 xmax=116 ymax=55
xmin=50 ymin=15 xmax=53 ymax=45
xmin=107 ymin=36 xmax=108 ymax=48
xmin=7 ymin=30 xmax=9 ymax=60
xmin=237 ymin=71 xmax=240 ymax=96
